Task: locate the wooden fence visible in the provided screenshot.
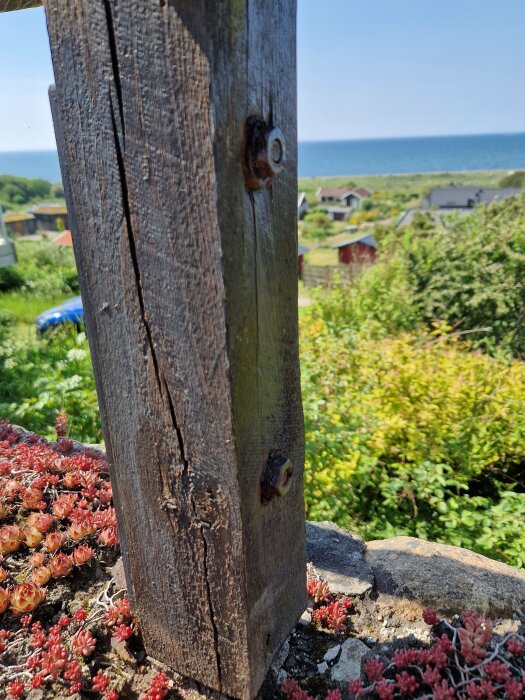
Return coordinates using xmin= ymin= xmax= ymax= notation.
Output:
xmin=303 ymin=263 xmax=372 ymax=288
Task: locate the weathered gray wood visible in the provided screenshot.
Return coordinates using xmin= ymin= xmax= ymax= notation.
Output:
xmin=44 ymin=2 xmax=304 ymax=698
xmin=0 ymin=1 xmax=40 ymax=12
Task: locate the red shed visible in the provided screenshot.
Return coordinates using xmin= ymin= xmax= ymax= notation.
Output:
xmin=332 ymin=233 xmax=377 ymax=265
xmin=298 ymin=243 xmax=310 ymax=278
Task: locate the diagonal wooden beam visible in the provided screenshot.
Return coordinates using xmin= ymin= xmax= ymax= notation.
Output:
xmin=44 ymin=2 xmax=304 ymax=698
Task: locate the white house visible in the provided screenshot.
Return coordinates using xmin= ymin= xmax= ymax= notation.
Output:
xmin=340 ymin=187 xmax=372 ymax=208
xmin=0 ymin=205 xmax=17 ymax=269
xmin=298 ymin=191 xmax=308 ymax=218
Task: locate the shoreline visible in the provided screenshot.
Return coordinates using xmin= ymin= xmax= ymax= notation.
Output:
xmin=298 ymin=167 xmax=515 ymax=180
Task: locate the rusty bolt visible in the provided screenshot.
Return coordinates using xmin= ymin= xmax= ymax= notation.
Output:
xmin=245 ymin=119 xmax=286 ymax=190
xmin=261 ymin=453 xmax=293 ymax=502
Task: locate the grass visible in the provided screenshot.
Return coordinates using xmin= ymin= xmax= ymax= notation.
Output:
xmin=0 ymin=291 xmax=71 ymax=326
xmin=304 ymin=246 xmax=338 ymax=266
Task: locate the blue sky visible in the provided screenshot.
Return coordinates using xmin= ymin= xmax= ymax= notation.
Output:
xmin=1 ymin=1 xmax=525 ymax=150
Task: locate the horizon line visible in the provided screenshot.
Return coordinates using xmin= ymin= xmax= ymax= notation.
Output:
xmin=3 ymin=130 xmax=525 ymax=153
xmin=299 ymin=130 xmax=525 ymax=144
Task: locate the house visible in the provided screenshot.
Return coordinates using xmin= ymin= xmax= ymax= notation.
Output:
xmin=298 ymin=192 xmax=308 ymax=219
xmin=324 ymin=205 xmax=352 ymax=222
xmin=3 ymin=212 xmax=37 ymax=236
xmin=316 ymin=187 xmax=346 ymax=203
xmin=53 ymin=230 xmax=73 ymax=247
xmin=0 ymin=205 xmax=17 ymax=269
xmin=31 ymin=205 xmax=69 ymax=232
xmin=424 ymin=186 xmax=521 ymax=208
xmin=340 ymin=187 xmax=371 ymax=208
xmin=332 ymin=233 xmax=377 ymax=265
xmin=298 ymin=243 xmax=309 ymax=278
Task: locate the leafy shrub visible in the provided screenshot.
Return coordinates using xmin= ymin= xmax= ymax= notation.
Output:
xmin=0 ymin=175 xmax=53 ymax=210
xmin=0 ymin=266 xmax=24 ymax=293
xmin=300 ymin=313 xmax=525 ymax=567
xmin=499 ymin=170 xmax=525 ymax=188
xmin=0 ymin=327 xmax=101 ymax=443
xmin=302 ymin=211 xmax=334 ymax=240
xmin=8 ymin=240 xmax=78 ymax=298
xmin=394 ymin=194 xmax=525 ymax=356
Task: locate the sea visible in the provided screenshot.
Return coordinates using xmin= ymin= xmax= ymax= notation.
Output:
xmin=2 ymin=132 xmax=525 ymax=181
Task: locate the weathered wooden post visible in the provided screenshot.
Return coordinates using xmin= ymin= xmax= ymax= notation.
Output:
xmin=44 ymin=2 xmax=304 ymax=697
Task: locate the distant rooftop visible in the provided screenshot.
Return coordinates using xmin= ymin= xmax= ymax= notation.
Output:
xmin=3 ymin=213 xmax=35 ymax=223
xmin=425 ymin=186 xmax=521 ymax=208
xmin=31 ymin=205 xmax=68 ymax=215
xmin=332 ymin=233 xmax=378 ymax=249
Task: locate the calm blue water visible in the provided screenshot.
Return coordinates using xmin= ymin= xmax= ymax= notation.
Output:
xmin=2 ymin=133 xmax=525 ymax=181
xmin=0 ymin=150 xmax=62 ymax=183
xmin=298 ymin=133 xmax=525 ymax=177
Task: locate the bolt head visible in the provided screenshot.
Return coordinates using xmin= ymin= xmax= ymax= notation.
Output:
xmin=245 ymin=119 xmax=286 ymax=189
xmin=261 ymin=454 xmax=293 ymax=502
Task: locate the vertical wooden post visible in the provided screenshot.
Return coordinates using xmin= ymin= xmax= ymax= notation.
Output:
xmin=44 ymin=2 xmax=304 ymax=698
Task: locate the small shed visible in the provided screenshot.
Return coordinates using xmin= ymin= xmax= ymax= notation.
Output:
xmin=0 ymin=205 xmax=17 ymax=269
xmin=332 ymin=233 xmax=378 ymax=265
xmin=298 ymin=243 xmax=310 ymax=278
xmin=32 ymin=205 xmax=69 ymax=232
xmin=3 ymin=212 xmax=37 ymax=236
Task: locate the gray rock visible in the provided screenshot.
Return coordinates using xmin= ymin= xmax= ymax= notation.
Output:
xmin=323 ymin=644 xmax=341 ymax=663
xmin=298 ymin=609 xmax=311 ymax=626
xmin=111 ymin=636 xmax=136 ymax=664
xmin=306 ymin=521 xmax=374 ymax=595
xmin=110 ymin=558 xmax=128 ymax=591
xmin=366 ymin=536 xmax=525 ymax=617
xmin=317 ymin=661 xmax=328 ymax=674
xmin=330 ymin=638 xmax=369 ymax=682
xmin=271 ymin=639 xmax=290 ymax=674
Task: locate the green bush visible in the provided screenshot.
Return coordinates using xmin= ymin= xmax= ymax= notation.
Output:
xmin=331 ymin=193 xmax=525 ymax=356
xmin=9 ymin=240 xmax=78 ymax=298
xmin=499 ymin=170 xmax=525 ymax=188
xmin=302 ymin=211 xmax=334 ymax=240
xmin=0 ymin=325 xmax=101 ymax=443
xmin=0 ymin=175 xmax=53 ymax=210
xmin=301 ymin=313 xmax=525 ymax=567
xmin=0 ymin=266 xmax=24 ymax=293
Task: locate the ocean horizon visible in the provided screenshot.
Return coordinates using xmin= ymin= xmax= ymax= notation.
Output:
xmin=2 ymin=132 xmax=525 ymax=182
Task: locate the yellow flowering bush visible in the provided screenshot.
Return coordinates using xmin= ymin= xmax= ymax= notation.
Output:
xmin=300 ymin=316 xmax=525 ymax=567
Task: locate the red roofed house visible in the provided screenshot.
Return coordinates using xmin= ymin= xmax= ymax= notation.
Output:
xmin=332 ymin=233 xmax=377 ymax=265
xmin=316 ymin=187 xmax=346 ymax=202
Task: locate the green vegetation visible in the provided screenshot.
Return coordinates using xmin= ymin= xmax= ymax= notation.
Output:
xmin=0 ymin=175 xmax=64 ymax=212
xmin=0 ymin=241 xmax=97 ymax=441
xmin=2 ymin=188 xmax=525 ymax=567
xmin=301 ymin=193 xmax=525 ymax=568
xmin=302 ymin=209 xmax=334 ymax=240
xmin=499 ymin=170 xmax=525 ymax=188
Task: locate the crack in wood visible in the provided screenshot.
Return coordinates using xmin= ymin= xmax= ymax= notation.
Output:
xmin=107 ymin=47 xmax=223 ymax=689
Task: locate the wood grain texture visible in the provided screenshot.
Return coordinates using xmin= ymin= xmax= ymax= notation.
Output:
xmin=44 ymin=2 xmax=304 ymax=698
xmin=0 ymin=1 xmax=40 ymax=12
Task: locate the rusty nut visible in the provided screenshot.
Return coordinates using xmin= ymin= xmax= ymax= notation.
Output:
xmin=261 ymin=453 xmax=293 ymax=502
xmin=245 ymin=118 xmax=286 ymax=190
